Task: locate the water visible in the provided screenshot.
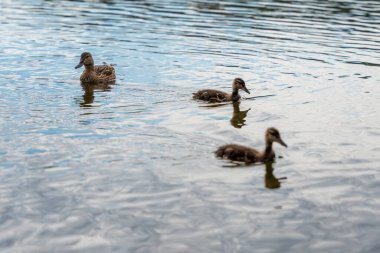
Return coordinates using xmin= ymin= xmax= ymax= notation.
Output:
xmin=0 ymin=0 xmax=380 ymax=252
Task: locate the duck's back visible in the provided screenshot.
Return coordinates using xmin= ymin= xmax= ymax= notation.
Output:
xmin=215 ymin=144 xmax=259 ymax=163
xmin=193 ymin=89 xmax=230 ymax=102
xmin=95 ymin=64 xmax=116 ymax=82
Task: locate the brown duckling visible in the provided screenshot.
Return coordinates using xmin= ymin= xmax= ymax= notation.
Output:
xmin=75 ymin=52 xmax=116 ymax=84
xmin=193 ymin=78 xmax=250 ymax=103
xmin=215 ymin=127 xmax=287 ymax=163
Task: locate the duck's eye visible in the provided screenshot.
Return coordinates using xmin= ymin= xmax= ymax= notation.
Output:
xmin=269 ymin=131 xmax=278 ymax=138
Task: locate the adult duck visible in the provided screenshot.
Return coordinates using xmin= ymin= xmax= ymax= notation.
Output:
xmin=75 ymin=52 xmax=116 ymax=84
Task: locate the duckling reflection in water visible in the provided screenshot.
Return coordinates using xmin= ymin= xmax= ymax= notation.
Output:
xmin=75 ymin=52 xmax=116 ymax=84
xmin=265 ymin=162 xmax=287 ymax=189
xmin=193 ymin=78 xmax=250 ymax=103
xmin=230 ymin=102 xmax=251 ymax=128
xmin=215 ymin=127 xmax=287 ymax=163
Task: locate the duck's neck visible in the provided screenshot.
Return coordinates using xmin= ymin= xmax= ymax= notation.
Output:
xmin=230 ymin=88 xmax=241 ymax=102
xmin=232 ymin=88 xmax=239 ymax=97
xmin=80 ymin=64 xmax=98 ymax=83
xmin=262 ymin=140 xmax=274 ymax=161
xmin=85 ymin=64 xmax=95 ymax=72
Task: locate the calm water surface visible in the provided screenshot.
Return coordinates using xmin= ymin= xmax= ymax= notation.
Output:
xmin=1 ymin=0 xmax=380 ymax=252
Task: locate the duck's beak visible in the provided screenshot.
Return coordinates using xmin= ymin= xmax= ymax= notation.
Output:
xmin=242 ymin=86 xmax=250 ymax=94
xmin=277 ymin=138 xmax=287 ymax=148
xmin=75 ymin=60 xmax=83 ymax=69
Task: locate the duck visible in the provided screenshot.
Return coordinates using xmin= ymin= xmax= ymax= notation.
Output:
xmin=215 ymin=127 xmax=287 ymax=163
xmin=193 ymin=78 xmax=250 ymax=103
xmin=75 ymin=52 xmax=116 ymax=84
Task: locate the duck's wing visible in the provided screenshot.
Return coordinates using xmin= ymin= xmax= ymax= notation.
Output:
xmin=215 ymin=144 xmax=258 ymax=163
xmin=193 ymin=89 xmax=229 ymax=102
xmin=95 ymin=64 xmax=116 ymax=82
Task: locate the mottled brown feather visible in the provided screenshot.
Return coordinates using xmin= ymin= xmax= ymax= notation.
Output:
xmin=215 ymin=144 xmax=261 ymax=163
xmin=94 ymin=64 xmax=116 ymax=82
xmin=193 ymin=89 xmax=231 ymax=102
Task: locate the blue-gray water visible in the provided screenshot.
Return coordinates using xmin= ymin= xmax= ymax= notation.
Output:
xmin=1 ymin=0 xmax=380 ymax=252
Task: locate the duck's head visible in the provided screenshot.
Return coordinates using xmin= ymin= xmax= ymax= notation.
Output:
xmin=75 ymin=52 xmax=94 ymax=69
xmin=232 ymin=78 xmax=250 ymax=94
xmin=266 ymin=127 xmax=287 ymax=147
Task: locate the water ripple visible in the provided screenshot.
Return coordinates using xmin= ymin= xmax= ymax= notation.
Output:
xmin=0 ymin=0 xmax=380 ymax=252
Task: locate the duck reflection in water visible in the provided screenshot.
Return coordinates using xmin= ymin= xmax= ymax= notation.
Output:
xmin=230 ymin=102 xmax=251 ymax=128
xmin=79 ymin=82 xmax=112 ymax=108
xmin=264 ymin=162 xmax=287 ymax=189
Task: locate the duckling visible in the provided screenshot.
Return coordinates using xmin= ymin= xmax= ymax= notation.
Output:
xmin=215 ymin=127 xmax=287 ymax=163
xmin=75 ymin=52 xmax=116 ymax=84
xmin=193 ymin=78 xmax=250 ymax=103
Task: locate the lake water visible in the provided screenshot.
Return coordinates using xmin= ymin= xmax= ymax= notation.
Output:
xmin=0 ymin=0 xmax=380 ymax=252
